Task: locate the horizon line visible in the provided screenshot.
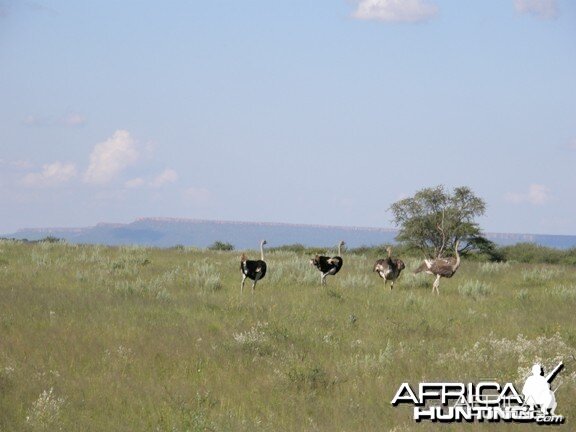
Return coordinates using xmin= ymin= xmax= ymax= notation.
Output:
xmin=5 ymin=216 xmax=575 ymax=239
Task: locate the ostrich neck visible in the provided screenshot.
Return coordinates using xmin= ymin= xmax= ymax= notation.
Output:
xmin=260 ymin=242 xmax=265 ymax=261
xmin=338 ymin=243 xmax=342 ymax=256
xmin=453 ymin=246 xmax=461 ymax=270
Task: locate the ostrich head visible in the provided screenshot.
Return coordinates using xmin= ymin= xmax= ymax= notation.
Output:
xmin=240 ymin=253 xmax=247 ymax=262
xmin=310 ymin=255 xmax=320 ymax=266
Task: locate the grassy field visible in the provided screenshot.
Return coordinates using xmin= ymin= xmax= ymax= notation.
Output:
xmin=0 ymin=239 xmax=575 ymax=431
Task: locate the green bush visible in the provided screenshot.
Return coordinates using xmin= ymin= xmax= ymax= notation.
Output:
xmin=41 ymin=236 xmax=63 ymax=244
xmin=207 ymin=241 xmax=234 ymax=251
xmin=497 ymin=243 xmax=576 ymax=265
xmin=269 ymin=243 xmax=306 ymax=253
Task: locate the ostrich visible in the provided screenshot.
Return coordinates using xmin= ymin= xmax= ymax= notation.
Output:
xmin=310 ymin=240 xmax=345 ymax=285
xmin=414 ymin=240 xmax=461 ymax=294
xmin=240 ymin=240 xmax=267 ymax=294
xmin=373 ymin=246 xmax=405 ymax=290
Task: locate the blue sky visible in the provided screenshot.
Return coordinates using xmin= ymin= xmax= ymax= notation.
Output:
xmin=1 ymin=0 xmax=575 ymax=235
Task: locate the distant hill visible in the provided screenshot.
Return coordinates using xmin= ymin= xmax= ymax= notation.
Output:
xmin=3 ymin=217 xmax=576 ymax=249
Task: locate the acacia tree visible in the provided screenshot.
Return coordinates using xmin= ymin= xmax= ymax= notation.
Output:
xmin=389 ymin=185 xmax=493 ymax=258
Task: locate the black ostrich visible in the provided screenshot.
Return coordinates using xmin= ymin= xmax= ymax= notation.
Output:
xmin=240 ymin=240 xmax=267 ymax=293
xmin=310 ymin=240 xmax=345 ymax=285
xmin=373 ymin=246 xmax=405 ymax=290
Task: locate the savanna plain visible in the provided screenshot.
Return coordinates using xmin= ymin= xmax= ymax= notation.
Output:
xmin=1 ymin=240 xmax=575 ymax=431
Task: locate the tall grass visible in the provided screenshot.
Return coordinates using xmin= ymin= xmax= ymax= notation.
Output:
xmin=522 ymin=267 xmax=563 ymax=283
xmin=0 ymin=240 xmax=575 ymax=431
xmin=190 ymin=262 xmax=223 ymax=292
xmin=479 ymin=261 xmax=510 ymax=273
xmin=457 ymin=279 xmax=491 ymax=299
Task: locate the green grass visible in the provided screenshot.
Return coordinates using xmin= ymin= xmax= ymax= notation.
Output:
xmin=0 ymin=240 xmax=575 ymax=431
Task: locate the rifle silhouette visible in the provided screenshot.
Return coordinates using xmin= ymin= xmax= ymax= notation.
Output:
xmin=545 ymin=362 xmax=564 ymax=384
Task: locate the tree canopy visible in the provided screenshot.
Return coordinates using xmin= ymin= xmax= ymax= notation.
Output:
xmin=389 ymin=185 xmax=493 ymax=258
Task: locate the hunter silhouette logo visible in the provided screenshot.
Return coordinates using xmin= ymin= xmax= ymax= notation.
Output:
xmin=391 ymin=361 xmax=565 ymax=424
xmin=522 ymin=362 xmax=563 ymax=416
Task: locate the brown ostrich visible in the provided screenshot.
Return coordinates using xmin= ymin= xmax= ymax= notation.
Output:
xmin=414 ymin=240 xmax=461 ymax=294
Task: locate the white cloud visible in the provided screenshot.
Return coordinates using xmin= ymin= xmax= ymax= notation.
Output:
xmin=124 ymin=177 xmax=146 ymax=189
xmin=23 ymin=162 xmax=77 ymax=187
xmin=150 ymin=168 xmax=178 ymax=188
xmin=24 ymin=112 xmax=87 ymax=127
xmin=0 ymin=159 xmax=33 ymax=170
xmin=505 ymin=184 xmax=551 ymax=205
xmin=513 ymin=0 xmax=557 ymax=19
xmin=124 ymin=170 xmax=178 ymax=189
xmin=23 ymin=114 xmax=48 ymax=127
xmin=84 ymin=130 xmax=139 ymax=184
xmin=61 ymin=112 xmax=87 ymax=127
xmin=352 ymin=0 xmax=438 ymax=23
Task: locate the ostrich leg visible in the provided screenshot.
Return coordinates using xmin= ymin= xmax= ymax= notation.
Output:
xmin=432 ymin=274 xmax=441 ymax=295
xmin=252 ymin=272 xmax=261 ymax=293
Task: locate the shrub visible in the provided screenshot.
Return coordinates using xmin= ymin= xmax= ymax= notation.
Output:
xmin=190 ymin=262 xmax=223 ymax=292
xmin=40 ymin=236 xmax=62 ymax=244
xmin=26 ymin=388 xmax=66 ymax=431
xmin=348 ymin=244 xmax=393 ymax=257
xmin=458 ymin=280 xmax=491 ymax=298
xmin=269 ymin=243 xmax=306 ymax=253
xmin=479 ymin=261 xmax=510 ymax=273
xmin=207 ymin=241 xmax=234 ymax=251
xmin=498 ymin=243 xmax=576 ymax=265
xmin=232 ymin=322 xmax=272 ymax=355
xmin=286 ymin=365 xmax=330 ymax=391
xmin=521 ymin=267 xmax=562 ymax=283
xmin=546 ymin=284 xmax=576 ymax=300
